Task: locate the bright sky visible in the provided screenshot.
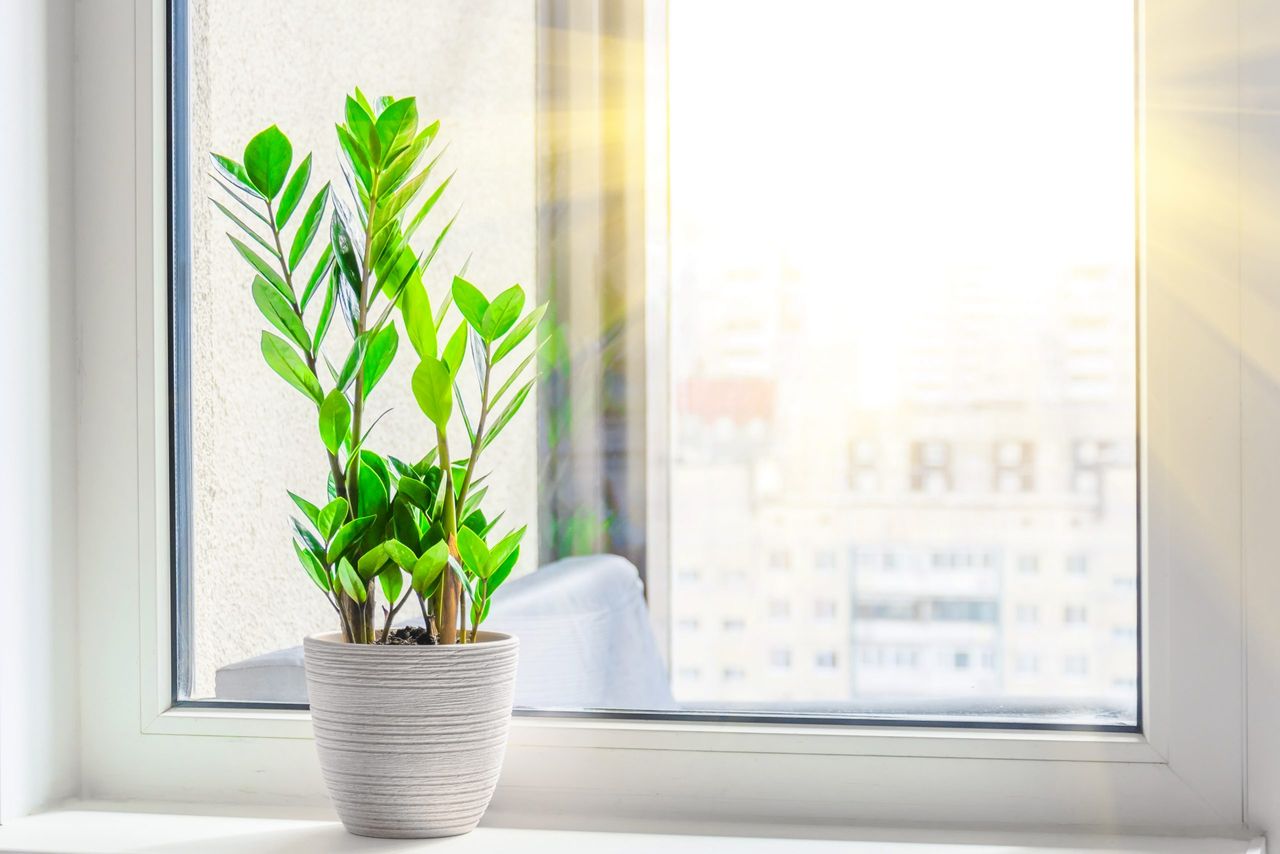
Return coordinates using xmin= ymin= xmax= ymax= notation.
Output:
xmin=669 ymin=0 xmax=1136 ymax=404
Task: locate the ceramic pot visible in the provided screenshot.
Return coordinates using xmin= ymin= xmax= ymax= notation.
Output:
xmin=303 ymin=631 xmax=519 ymax=838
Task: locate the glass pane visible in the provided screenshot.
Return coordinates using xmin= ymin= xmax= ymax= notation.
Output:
xmin=180 ymin=0 xmax=539 ymax=700
xmin=665 ymin=0 xmax=1138 ymax=724
xmin=176 ymin=0 xmax=1137 ymax=728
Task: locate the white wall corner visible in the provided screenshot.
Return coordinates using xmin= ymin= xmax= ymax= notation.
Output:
xmin=0 ymin=0 xmax=80 ymax=824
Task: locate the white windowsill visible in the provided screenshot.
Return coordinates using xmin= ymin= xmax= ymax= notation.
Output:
xmin=0 ymin=804 xmax=1263 ymax=854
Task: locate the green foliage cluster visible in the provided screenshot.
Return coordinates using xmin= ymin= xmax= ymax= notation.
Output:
xmin=211 ymin=88 xmax=545 ymax=645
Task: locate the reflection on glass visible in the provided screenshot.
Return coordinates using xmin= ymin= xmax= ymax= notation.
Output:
xmin=665 ymin=0 xmax=1138 ymax=724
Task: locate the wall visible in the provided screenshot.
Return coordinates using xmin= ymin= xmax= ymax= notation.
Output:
xmin=186 ymin=0 xmax=538 ymax=697
xmin=1242 ymin=0 xmax=1280 ymax=838
xmin=0 ymin=0 xmax=79 ymax=823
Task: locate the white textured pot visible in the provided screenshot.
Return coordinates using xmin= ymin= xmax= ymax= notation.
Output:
xmin=303 ymin=631 xmax=519 ymax=838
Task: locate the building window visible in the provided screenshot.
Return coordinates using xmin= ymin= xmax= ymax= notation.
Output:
xmin=910 ymin=440 xmax=953 ymax=493
xmin=1064 ymin=655 xmax=1090 ymax=676
xmin=815 ymin=651 xmax=838 ymax=669
xmin=992 ymin=440 xmax=1035 ymax=492
xmin=767 ymin=599 xmax=790 ymax=620
xmin=1016 ymin=604 xmax=1040 ymax=625
xmin=1064 ymin=606 xmax=1089 ymax=626
xmin=1066 ymin=554 xmax=1089 ymax=576
xmin=770 ymin=648 xmax=792 ymax=669
xmin=814 ymin=599 xmax=837 ymax=620
xmin=848 ymin=439 xmax=880 ymax=492
xmin=1017 ymin=555 xmax=1040 ymax=575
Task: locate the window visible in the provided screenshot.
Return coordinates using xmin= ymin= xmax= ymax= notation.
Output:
xmin=170 ymin=0 xmax=1140 ymax=731
xmin=1064 ymin=606 xmax=1089 ymax=626
xmin=770 ymin=649 xmax=792 ymax=669
xmin=910 ymin=441 xmax=954 ymax=494
xmin=992 ymin=440 xmax=1035 ymax=493
xmin=1016 ymin=605 xmax=1040 ymax=625
xmin=1066 ymin=554 xmax=1090 ymax=576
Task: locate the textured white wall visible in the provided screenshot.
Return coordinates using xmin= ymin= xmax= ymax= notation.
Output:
xmin=189 ymin=0 xmax=537 ymax=697
xmin=0 ymin=0 xmax=78 ymax=820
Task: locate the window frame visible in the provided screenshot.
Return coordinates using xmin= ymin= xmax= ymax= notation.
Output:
xmin=75 ymin=0 xmax=1252 ymax=833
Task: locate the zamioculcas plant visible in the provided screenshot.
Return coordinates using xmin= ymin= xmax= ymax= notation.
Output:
xmin=211 ymin=88 xmax=545 ymax=647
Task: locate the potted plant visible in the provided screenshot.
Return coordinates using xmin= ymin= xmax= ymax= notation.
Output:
xmin=210 ymin=88 xmax=546 ymax=838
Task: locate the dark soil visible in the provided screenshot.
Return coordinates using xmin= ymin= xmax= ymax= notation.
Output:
xmin=377 ymin=626 xmax=438 ymax=645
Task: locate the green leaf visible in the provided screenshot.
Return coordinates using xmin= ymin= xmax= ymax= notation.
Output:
xmin=410 ymin=541 xmax=449 ymax=599
xmin=330 ymin=213 xmax=361 ymax=292
xmin=442 ymin=322 xmax=468 ymax=381
xmin=395 ymin=477 xmax=432 ymax=512
xmin=293 ymin=540 xmax=330 ymax=592
xmin=402 ymin=162 xmax=451 ymax=241
xmin=493 ymin=338 xmax=548 ymax=404
xmin=451 ymin=276 xmax=489 ymax=332
xmin=318 ymin=390 xmax=351 ymax=456
xmin=210 ymin=153 xmax=262 ymax=198
xmin=460 ymin=485 xmax=487 ymax=523
xmin=489 ymin=545 xmax=519 ymax=591
xmin=336 ymin=557 xmax=366 ymax=604
xmin=345 ymin=96 xmax=379 ymax=161
xmin=289 ymin=183 xmax=330 ymax=271
xmin=481 ymin=286 xmax=525 ymax=342
xmin=228 ymin=235 xmax=290 ymax=300
xmin=383 ymin=539 xmax=417 ymax=572
xmin=210 ymin=198 xmax=277 ymax=258
xmin=392 ymin=502 xmax=421 ymax=554
xmin=357 ymin=459 xmax=390 ymax=521
xmin=277 ymin=152 xmax=312 ymax=228
xmin=493 ymin=302 xmax=547 ymax=363
xmin=400 ymin=275 xmax=436 ymax=360
xmin=358 ymin=542 xmax=388 ymax=580
xmin=243 ymin=125 xmax=292 ymax=200
xmin=327 ymin=515 xmax=377 ymax=563
xmin=412 ymin=357 xmax=452 ymax=429
xmin=483 ymin=379 xmax=534 ymax=450
xmin=313 ymin=266 xmax=338 ymax=351
xmin=486 ymin=526 xmax=526 ymax=577
xmin=376 ymin=166 xmax=430 ymax=227
xmin=317 ymin=496 xmax=349 ymax=542
xmin=252 ymin=276 xmax=310 ymax=354
xmin=288 ymin=492 xmax=321 ymax=528
xmin=361 ymin=449 xmax=391 ymax=491
xmin=292 ymin=518 xmax=325 ymax=560
xmin=380 ymin=121 xmax=437 ymax=194
xmin=378 ymin=564 xmax=404 ymax=604
xmin=336 ymin=335 xmax=368 ymax=393
xmin=457 ymin=526 xmax=490 ymax=577
xmin=362 ymin=323 xmax=398 ymax=397
xmin=260 ymin=331 xmax=322 ymax=404
xmin=374 ymin=97 xmax=418 ymax=161
xmin=335 ymin=124 xmax=372 ymax=192
xmin=300 ymin=243 xmax=333 ymax=311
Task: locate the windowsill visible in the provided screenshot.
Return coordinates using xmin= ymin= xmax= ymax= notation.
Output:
xmin=0 ymin=804 xmax=1263 ymax=854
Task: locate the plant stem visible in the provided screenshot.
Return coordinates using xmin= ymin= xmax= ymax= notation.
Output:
xmin=265 ymin=198 xmax=361 ymax=639
xmin=436 ymin=426 xmax=460 ymax=645
xmin=347 ymin=175 xmax=381 ymax=506
xmin=380 ymin=586 xmax=415 ymax=644
xmin=454 ymin=344 xmax=492 ymax=514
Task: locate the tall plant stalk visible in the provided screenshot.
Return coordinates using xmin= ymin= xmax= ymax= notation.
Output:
xmin=212 ymin=88 xmax=546 ymax=645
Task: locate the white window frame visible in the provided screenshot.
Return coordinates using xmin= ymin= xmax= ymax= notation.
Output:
xmin=75 ymin=0 xmax=1254 ymax=833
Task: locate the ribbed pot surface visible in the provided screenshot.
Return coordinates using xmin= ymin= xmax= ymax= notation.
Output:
xmin=303 ymin=631 xmax=519 ymax=838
